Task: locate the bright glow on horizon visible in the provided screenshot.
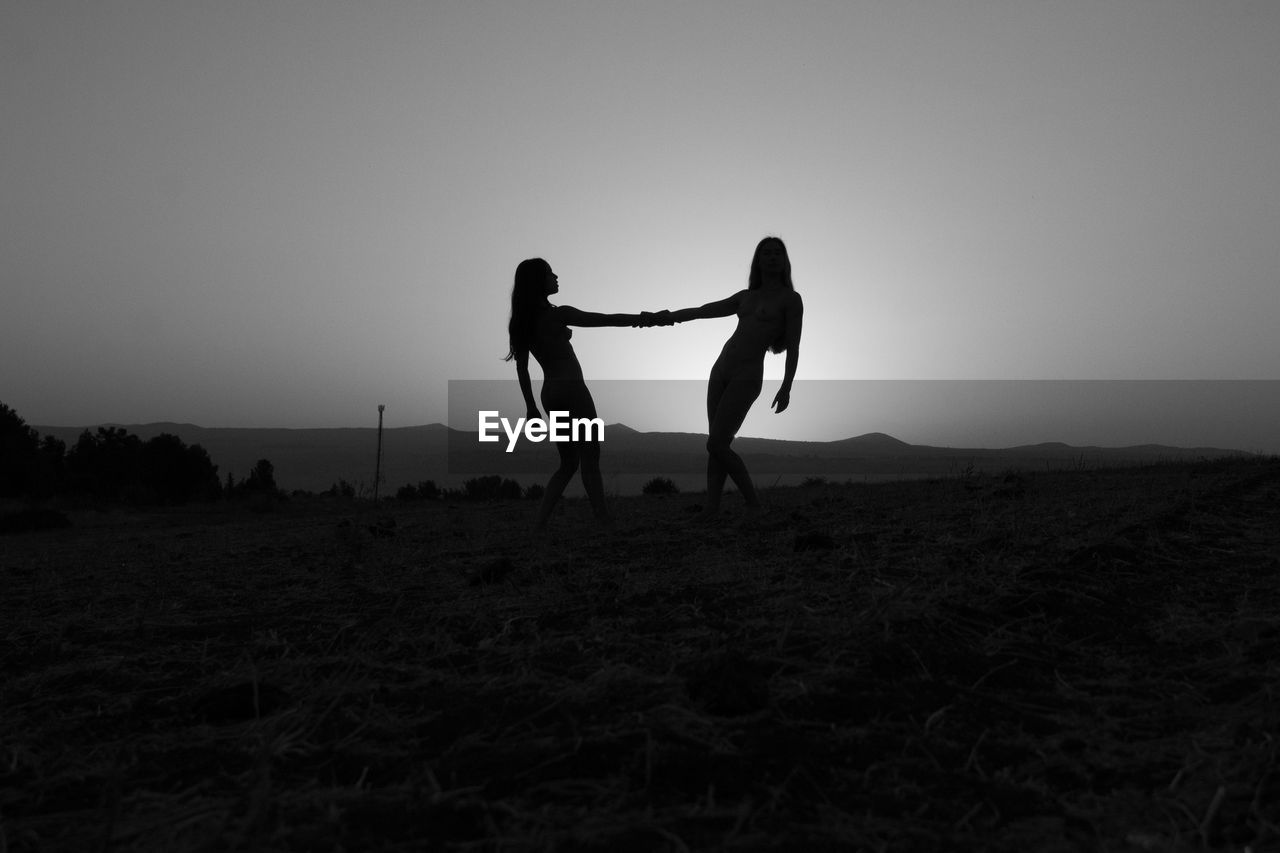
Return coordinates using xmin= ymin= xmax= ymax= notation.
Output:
xmin=447 ymin=380 xmax=1280 ymax=455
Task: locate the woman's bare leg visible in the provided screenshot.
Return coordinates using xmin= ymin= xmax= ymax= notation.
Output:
xmin=538 ymin=379 xmax=610 ymax=528
xmin=703 ymin=377 xmax=729 ymax=513
xmin=535 ymin=442 xmax=578 ymax=530
xmin=577 ymin=438 xmax=611 ymax=523
xmin=701 ymin=372 xmax=762 ymax=517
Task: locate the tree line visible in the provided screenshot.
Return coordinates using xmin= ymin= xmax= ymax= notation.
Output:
xmin=3 ymin=402 xmax=682 ymax=508
xmin=1 ymin=402 xmax=275 ymax=505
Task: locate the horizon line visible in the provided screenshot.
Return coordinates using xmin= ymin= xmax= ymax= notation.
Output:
xmin=28 ymin=420 xmax=1263 ymax=455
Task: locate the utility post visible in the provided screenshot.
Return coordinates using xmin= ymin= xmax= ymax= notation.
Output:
xmin=374 ymin=404 xmax=385 ymax=504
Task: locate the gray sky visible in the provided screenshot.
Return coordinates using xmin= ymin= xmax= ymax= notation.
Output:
xmin=4 ymin=1 xmax=1277 ymax=449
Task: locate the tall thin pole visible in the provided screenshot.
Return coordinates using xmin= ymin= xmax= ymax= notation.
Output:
xmin=374 ymin=404 xmax=385 ymax=503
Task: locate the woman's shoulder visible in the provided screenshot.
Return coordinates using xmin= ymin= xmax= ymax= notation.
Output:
xmin=777 ymin=288 xmax=803 ymax=310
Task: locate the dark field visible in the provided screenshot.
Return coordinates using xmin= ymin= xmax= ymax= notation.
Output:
xmin=3 ymin=457 xmax=1279 ymax=851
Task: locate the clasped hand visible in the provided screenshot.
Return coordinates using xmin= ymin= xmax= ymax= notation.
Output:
xmin=634 ymin=310 xmax=674 ymax=328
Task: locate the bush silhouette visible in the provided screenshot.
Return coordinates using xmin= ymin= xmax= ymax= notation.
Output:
xmin=243 ymin=459 xmax=278 ymax=494
xmin=396 ymin=480 xmax=441 ymax=502
xmin=642 ymin=476 xmax=680 ymax=496
xmin=326 ymin=480 xmax=357 ymax=499
xmin=463 ymin=475 xmax=523 ymax=501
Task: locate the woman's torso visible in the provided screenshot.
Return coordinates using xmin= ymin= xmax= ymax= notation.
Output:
xmin=529 ymin=308 xmax=584 ymax=381
xmin=713 ymin=288 xmax=792 ymax=372
xmin=527 ymin=306 xmax=586 ymax=384
xmin=528 ymin=307 xmax=599 ymax=418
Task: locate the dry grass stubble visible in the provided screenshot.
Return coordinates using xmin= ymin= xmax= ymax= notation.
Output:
xmin=3 ymin=457 xmax=1279 ymax=851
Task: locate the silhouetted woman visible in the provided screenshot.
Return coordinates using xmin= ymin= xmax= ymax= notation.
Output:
xmin=664 ymin=237 xmax=803 ymax=519
xmin=505 ymin=257 xmax=665 ymax=530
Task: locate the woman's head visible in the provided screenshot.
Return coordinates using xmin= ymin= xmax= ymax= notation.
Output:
xmin=748 ymin=236 xmax=793 ymax=291
xmin=514 ymin=257 xmax=555 ymax=301
xmin=505 ymin=258 xmax=554 ymax=361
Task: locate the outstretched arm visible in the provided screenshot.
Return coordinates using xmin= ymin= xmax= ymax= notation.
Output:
xmin=552 ymin=305 xmax=652 ymax=328
xmin=514 ymin=352 xmax=540 ymax=420
xmin=666 ymin=291 xmax=744 ymax=323
xmin=771 ymin=292 xmax=804 ymax=414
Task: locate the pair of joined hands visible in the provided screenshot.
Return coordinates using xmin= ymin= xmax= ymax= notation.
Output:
xmin=633 ymin=310 xmax=675 ymax=328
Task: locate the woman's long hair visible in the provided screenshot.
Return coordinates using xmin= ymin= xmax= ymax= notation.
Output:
xmin=504 ymin=257 xmax=552 ymax=361
xmin=746 ymin=236 xmax=794 ymax=354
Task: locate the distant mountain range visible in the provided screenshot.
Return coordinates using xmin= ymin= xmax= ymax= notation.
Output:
xmin=32 ymin=422 xmax=1255 ymax=494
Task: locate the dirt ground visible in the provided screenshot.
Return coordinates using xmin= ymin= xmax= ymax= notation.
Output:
xmin=3 ymin=456 xmax=1279 ymax=851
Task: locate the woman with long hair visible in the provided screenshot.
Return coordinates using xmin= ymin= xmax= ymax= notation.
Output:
xmin=505 ymin=257 xmax=664 ymax=530
xmin=663 ymin=236 xmax=803 ymax=520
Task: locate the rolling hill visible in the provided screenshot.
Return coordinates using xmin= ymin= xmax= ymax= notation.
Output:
xmin=32 ymin=422 xmax=1255 ymax=495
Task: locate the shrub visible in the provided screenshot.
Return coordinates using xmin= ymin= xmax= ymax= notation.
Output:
xmin=326 ymin=480 xmax=357 ymax=499
xmin=642 ymin=476 xmax=680 ymax=496
xmin=396 ymin=480 xmax=441 ymax=502
xmin=464 ymin=475 xmax=501 ymax=500
xmin=243 ymin=459 xmax=278 ymax=493
xmin=463 ymin=475 xmax=524 ymax=501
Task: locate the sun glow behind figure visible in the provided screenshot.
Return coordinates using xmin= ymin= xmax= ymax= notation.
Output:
xmin=452 ymin=380 xmax=1280 ymax=455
